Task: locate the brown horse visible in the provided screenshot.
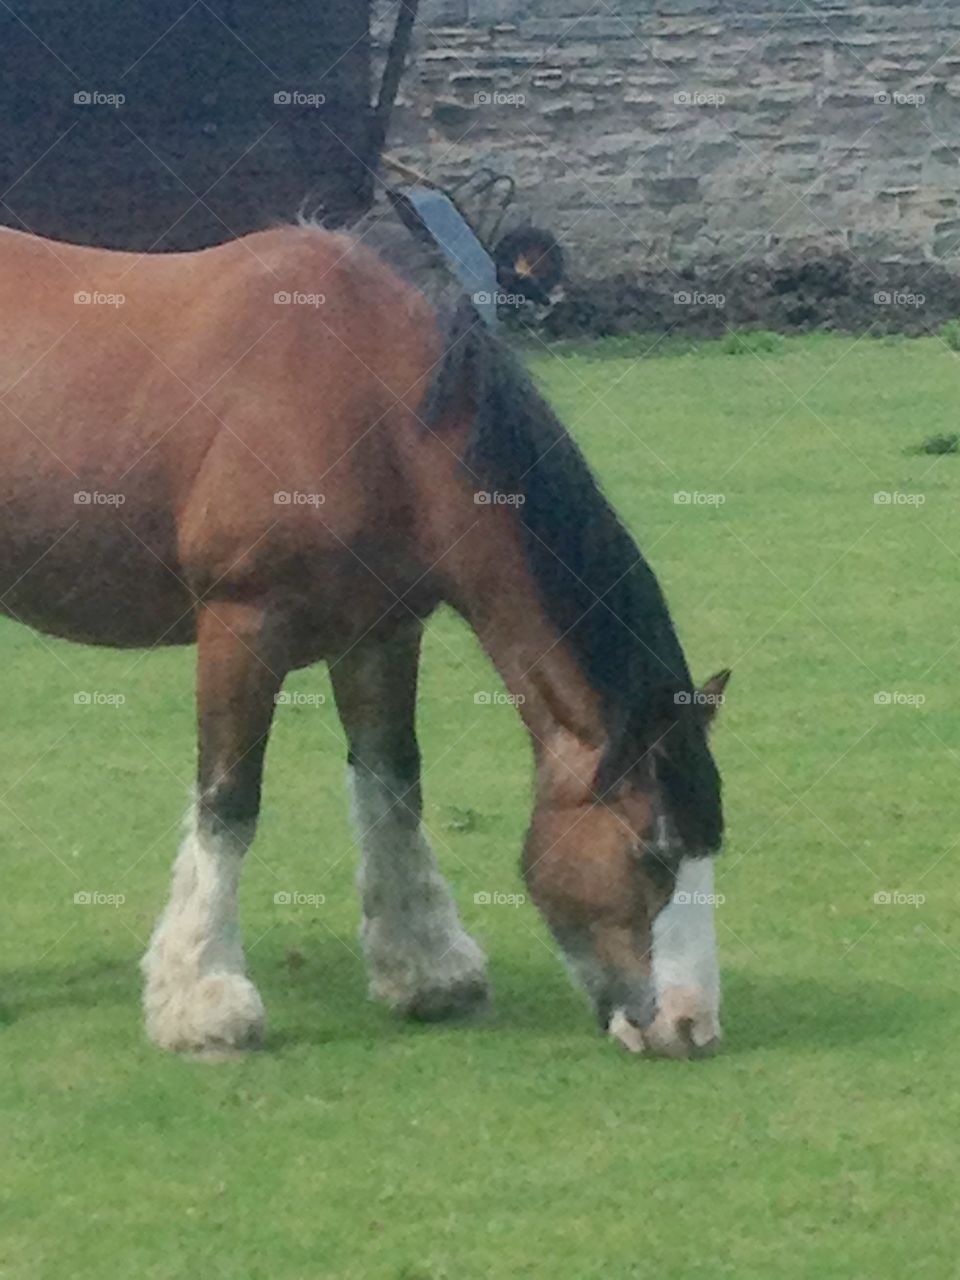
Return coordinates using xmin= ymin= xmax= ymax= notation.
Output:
xmin=0 ymin=221 xmax=728 ymax=1057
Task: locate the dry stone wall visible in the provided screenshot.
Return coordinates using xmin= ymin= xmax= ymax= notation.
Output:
xmin=376 ymin=2 xmax=960 ymax=330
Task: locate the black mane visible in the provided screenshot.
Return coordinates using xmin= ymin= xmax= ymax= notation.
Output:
xmin=339 ymin=208 xmax=722 ymax=850
xmin=425 ymin=300 xmax=723 ymax=853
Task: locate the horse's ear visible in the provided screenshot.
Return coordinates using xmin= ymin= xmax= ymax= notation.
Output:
xmin=698 ymin=669 xmax=731 ymax=723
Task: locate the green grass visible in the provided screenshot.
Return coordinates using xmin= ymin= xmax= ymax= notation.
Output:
xmin=718 ymin=328 xmax=785 ymax=356
xmin=938 ymin=318 xmax=960 ymax=352
xmin=3 ymin=332 xmax=960 ymax=1278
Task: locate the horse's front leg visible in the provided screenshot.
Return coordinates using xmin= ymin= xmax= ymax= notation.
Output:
xmin=330 ymin=620 xmax=489 ymax=1020
xmin=142 ymin=600 xmax=287 ymax=1053
xmin=644 ymin=857 xmax=722 ymax=1056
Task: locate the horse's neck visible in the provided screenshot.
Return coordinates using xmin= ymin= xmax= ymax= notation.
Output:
xmin=456 ymin=560 xmax=607 ymax=786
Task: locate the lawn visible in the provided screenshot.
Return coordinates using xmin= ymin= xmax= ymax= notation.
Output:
xmin=2 ymin=332 xmax=959 ymax=1278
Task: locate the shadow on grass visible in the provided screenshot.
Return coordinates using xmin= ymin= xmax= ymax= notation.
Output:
xmin=270 ymin=946 xmax=945 ymax=1058
xmin=0 ymin=955 xmax=133 ymax=1024
xmin=1 ymin=944 xmax=945 ymax=1060
xmin=720 ymin=967 xmax=945 ymax=1055
xmin=457 ymin=956 xmax=943 ymax=1058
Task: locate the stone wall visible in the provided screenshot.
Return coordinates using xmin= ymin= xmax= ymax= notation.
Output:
xmin=376 ymin=1 xmax=960 ymax=284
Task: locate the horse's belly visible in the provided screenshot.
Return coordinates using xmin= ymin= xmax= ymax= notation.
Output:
xmin=0 ymin=514 xmax=195 ymax=648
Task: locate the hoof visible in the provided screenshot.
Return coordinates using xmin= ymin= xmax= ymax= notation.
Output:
xmin=642 ymin=986 xmax=721 ymax=1059
xmin=607 ymin=1009 xmax=646 ymax=1054
xmin=144 ymin=971 xmax=265 ymax=1054
xmin=402 ymin=974 xmax=491 ymax=1023
xmin=363 ymin=918 xmax=491 ymax=1023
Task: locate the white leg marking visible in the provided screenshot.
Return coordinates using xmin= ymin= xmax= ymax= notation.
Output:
xmin=141 ymin=807 xmax=265 ymax=1052
xmin=647 ymin=857 xmax=722 ymax=1052
xmin=349 ymin=767 xmax=489 ymax=1017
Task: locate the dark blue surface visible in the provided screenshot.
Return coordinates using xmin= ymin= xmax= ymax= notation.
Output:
xmin=403 ymin=187 xmax=499 ymax=327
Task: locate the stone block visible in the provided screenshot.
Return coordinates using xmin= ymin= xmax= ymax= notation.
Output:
xmin=642 ymin=176 xmax=701 ymax=206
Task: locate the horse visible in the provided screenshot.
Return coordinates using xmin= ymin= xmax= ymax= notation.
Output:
xmin=0 ymin=220 xmax=729 ymax=1057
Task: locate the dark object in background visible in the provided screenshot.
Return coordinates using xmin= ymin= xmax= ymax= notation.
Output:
xmin=381 ymin=156 xmax=566 ymax=313
xmin=493 ymin=226 xmax=565 ymax=306
xmin=0 ymin=1 xmax=372 ymax=250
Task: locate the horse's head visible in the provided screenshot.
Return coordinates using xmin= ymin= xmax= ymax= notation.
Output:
xmin=523 ymin=670 xmax=729 ymax=1056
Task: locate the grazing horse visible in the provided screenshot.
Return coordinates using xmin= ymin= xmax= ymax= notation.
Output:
xmin=0 ymin=221 xmax=728 ymax=1057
